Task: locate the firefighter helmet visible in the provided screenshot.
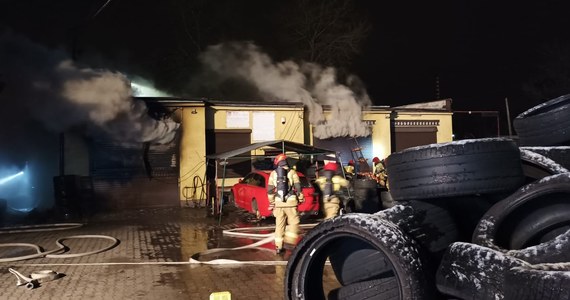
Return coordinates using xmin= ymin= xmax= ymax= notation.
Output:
xmin=274 ymin=154 xmax=288 ymax=166
xmin=323 ymin=162 xmax=338 ymax=172
xmin=372 ymin=157 xmax=380 ymax=164
xmin=348 ymin=159 xmax=355 ymax=165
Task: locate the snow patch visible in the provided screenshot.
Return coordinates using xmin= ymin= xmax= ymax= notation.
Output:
xmin=397 ymin=137 xmax=514 ymax=153
xmin=520 ymin=149 xmax=569 ymax=174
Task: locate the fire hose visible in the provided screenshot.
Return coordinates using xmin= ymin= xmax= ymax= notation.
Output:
xmin=8 ymin=268 xmax=62 ymax=290
xmin=0 ymin=223 xmax=120 ymax=289
xmin=0 ymin=235 xmax=120 ymax=263
xmin=189 ymin=223 xmax=319 ymax=265
xmin=0 ymin=223 xmax=119 ymax=263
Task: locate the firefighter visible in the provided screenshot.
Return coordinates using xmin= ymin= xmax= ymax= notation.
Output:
xmin=316 ymin=162 xmax=350 ymax=219
xmin=343 ymin=160 xmax=355 ymax=179
xmin=267 ymin=154 xmax=304 ymax=254
xmin=372 ymin=157 xmax=388 ymax=188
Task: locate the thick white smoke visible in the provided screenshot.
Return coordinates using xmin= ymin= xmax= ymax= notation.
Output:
xmin=197 ymin=42 xmax=372 ymax=138
xmin=0 ymin=32 xmax=178 ymax=144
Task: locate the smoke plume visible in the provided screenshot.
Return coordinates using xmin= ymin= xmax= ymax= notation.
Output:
xmin=0 ymin=32 xmax=178 ymax=144
xmin=196 ymin=42 xmax=372 ymax=139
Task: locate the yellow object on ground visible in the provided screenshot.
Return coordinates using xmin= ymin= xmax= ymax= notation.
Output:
xmin=210 ymin=291 xmax=231 ymax=300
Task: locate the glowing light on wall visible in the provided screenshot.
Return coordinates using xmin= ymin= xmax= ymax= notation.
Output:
xmin=0 ymin=171 xmax=24 ymax=185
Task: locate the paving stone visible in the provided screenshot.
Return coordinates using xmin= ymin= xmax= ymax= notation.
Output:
xmin=0 ymin=207 xmax=339 ymax=299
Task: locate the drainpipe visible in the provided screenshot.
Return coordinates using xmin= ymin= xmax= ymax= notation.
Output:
xmin=59 ymin=133 xmax=65 ymax=176
xmin=389 ymin=111 xmax=398 ymax=154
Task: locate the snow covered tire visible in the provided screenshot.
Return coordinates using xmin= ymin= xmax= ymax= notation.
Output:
xmin=394 ymin=200 xmax=460 ymax=254
xmin=473 ymin=173 xmax=570 ymax=263
xmin=504 ymin=263 xmax=570 ymax=300
xmin=284 ymin=212 xmax=435 ymax=300
xmin=519 ymin=148 xmax=568 ymax=184
xmin=386 ymin=138 xmax=525 ymax=201
xmin=436 ymin=242 xmax=527 ymax=300
xmin=328 ymin=277 xmax=399 ymax=300
xmin=520 ymin=146 xmax=570 ymax=171
xmin=514 ymin=94 xmax=570 ymax=146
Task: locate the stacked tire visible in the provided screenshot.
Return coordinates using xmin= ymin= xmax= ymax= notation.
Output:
xmin=436 ymin=94 xmax=570 ymax=300
xmin=284 ymin=94 xmax=570 ymax=299
xmin=285 ymin=139 xmax=526 ymax=299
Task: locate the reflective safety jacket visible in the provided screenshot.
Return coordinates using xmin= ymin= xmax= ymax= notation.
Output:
xmin=315 ymin=171 xmax=350 ymax=203
xmin=267 ymin=167 xmax=302 ymax=207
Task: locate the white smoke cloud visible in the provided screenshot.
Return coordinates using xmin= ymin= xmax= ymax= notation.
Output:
xmin=197 ymin=42 xmax=372 ymax=139
xmin=0 ymin=32 xmax=178 ymax=144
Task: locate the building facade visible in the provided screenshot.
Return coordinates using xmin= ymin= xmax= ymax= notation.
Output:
xmin=64 ymin=98 xmax=453 ymax=210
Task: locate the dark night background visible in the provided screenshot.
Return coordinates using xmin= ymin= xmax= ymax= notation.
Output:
xmin=2 ymin=0 xmax=570 ymax=135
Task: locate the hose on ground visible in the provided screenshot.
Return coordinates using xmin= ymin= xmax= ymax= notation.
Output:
xmin=0 ymin=223 xmax=120 ymax=263
xmin=0 ymin=235 xmax=120 ymax=262
xmin=189 ymin=223 xmax=320 ymax=265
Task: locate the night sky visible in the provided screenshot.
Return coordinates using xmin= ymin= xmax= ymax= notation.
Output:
xmin=2 ymin=0 xmax=570 ymax=120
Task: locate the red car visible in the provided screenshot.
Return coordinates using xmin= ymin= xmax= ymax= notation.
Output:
xmin=230 ymin=170 xmax=320 ymax=218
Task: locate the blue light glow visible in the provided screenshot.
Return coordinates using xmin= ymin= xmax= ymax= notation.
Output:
xmin=0 ymin=171 xmax=24 ymax=185
xmin=0 ymin=163 xmax=36 ymax=214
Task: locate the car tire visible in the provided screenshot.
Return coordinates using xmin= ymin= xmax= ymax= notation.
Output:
xmin=327 ymin=202 xmax=458 ymax=287
xmin=519 ymin=148 xmax=568 ymax=184
xmin=472 ymin=173 xmax=570 ymax=264
xmin=352 ymin=179 xmax=381 ymax=213
xmin=509 ymin=201 xmax=570 ymax=249
xmin=520 ymin=146 xmax=570 ymax=171
xmin=284 ymin=212 xmax=435 ymax=300
xmin=504 ymin=263 xmax=570 ymax=300
xmin=395 ymin=200 xmax=460 ymax=255
xmin=513 ymin=94 xmax=570 ymax=146
xmin=251 ymin=198 xmax=261 ymax=219
xmin=328 ymin=237 xmax=392 ymax=285
xmin=227 ymin=192 xmax=235 ymax=206
xmin=385 ymin=138 xmax=525 ymax=201
xmin=327 ymin=277 xmax=399 ymax=300
xmin=436 ymin=242 xmax=528 ymax=300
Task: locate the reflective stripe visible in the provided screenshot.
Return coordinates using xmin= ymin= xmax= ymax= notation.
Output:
xmin=284 ymin=231 xmax=298 ymax=239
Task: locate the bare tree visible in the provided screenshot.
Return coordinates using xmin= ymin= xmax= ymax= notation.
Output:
xmin=277 ymin=0 xmax=371 ymax=69
xmin=523 ymin=42 xmax=570 ymax=104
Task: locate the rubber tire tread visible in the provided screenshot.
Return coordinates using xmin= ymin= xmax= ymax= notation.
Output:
xmin=328 ymin=239 xmax=392 ymax=285
xmin=519 ymin=148 xmax=568 ymax=183
xmin=520 ymin=146 xmax=570 ymax=171
xmin=284 ymin=212 xmax=434 ymax=300
xmin=328 ymin=277 xmax=399 ymax=300
xmin=504 ymin=264 xmax=570 ymax=300
xmin=436 ymin=242 xmax=527 ymax=300
xmin=472 ymin=173 xmax=570 ymax=264
xmin=386 ymin=138 xmax=524 ymax=201
xmin=513 ymin=94 xmax=570 ymax=146
xmin=509 ymin=202 xmax=570 ymax=249
xmin=395 ymin=200 xmax=459 ymax=254
xmin=328 ymin=202 xmax=458 ymax=286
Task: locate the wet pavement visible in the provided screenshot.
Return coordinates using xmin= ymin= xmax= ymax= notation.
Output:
xmin=0 ymin=206 xmax=340 ymax=299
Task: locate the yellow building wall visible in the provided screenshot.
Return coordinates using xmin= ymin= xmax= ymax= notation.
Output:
xmin=179 ymin=106 xmax=207 ymax=206
xmin=208 ymin=105 xmax=306 ymax=188
xmin=362 ymin=110 xmax=392 ymax=161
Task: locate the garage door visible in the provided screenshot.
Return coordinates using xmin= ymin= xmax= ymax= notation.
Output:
xmin=393 ymin=120 xmax=438 ymax=152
